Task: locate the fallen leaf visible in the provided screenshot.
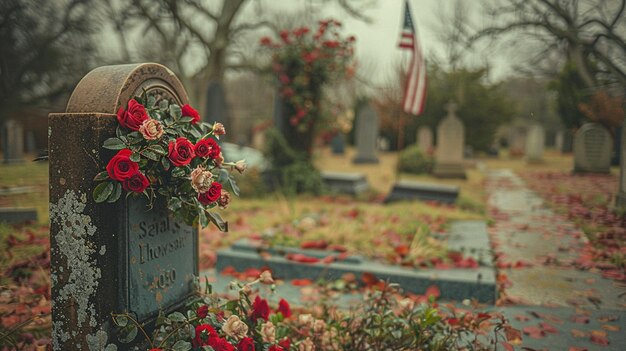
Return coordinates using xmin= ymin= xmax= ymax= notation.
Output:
xmin=291 ymin=279 xmax=313 ymax=287
xmin=570 ymin=329 xmax=588 ymax=338
xmin=601 ymin=324 xmax=620 ymax=332
xmin=522 ymin=325 xmax=545 ymax=339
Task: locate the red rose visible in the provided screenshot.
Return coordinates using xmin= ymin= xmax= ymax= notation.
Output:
xmin=106 ymin=149 xmax=138 ymax=181
xmin=277 ymin=298 xmax=291 ymax=318
xmin=268 ymin=346 xmax=284 ymax=351
xmin=168 ymin=137 xmax=195 ymax=166
xmin=197 ymin=305 xmax=208 ymax=319
xmin=194 ymin=324 xmax=218 ymax=347
xmin=278 ymin=338 xmax=291 ymax=349
xmin=250 ymin=296 xmax=269 ymax=322
xmin=237 ymin=337 xmax=255 ymax=351
xmin=122 ymin=172 xmax=149 ymax=193
xmin=195 ymin=138 xmax=221 ymax=159
xmin=260 ymin=36 xmax=272 ymax=46
xmin=198 ymin=182 xmax=222 ymax=205
xmin=117 ymin=99 xmax=149 ymax=131
xmin=181 ymin=104 xmax=200 ymax=124
xmin=208 ymin=336 xmax=234 ymax=351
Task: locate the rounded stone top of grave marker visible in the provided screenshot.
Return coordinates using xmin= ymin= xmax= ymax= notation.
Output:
xmin=66 ymin=63 xmax=189 ymax=114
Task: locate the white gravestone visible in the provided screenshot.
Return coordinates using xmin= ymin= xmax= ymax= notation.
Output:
xmin=525 ymin=123 xmax=545 ymax=163
xmin=352 ymin=103 xmax=379 ymax=163
xmin=433 ymin=102 xmax=466 ymax=178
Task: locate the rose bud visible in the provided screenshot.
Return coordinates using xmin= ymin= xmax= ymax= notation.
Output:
xmin=139 ymin=119 xmax=164 ymax=140
xmin=190 ymin=166 xmax=213 ymax=193
xmin=313 ymin=319 xmax=326 ymax=333
xmin=222 ymin=315 xmax=248 ymax=341
xmin=251 ymin=296 xmax=270 ymax=322
xmin=198 ymin=182 xmax=222 ymax=205
xmin=215 ymin=152 xmax=225 ymax=167
xmin=277 ymin=298 xmax=291 ymax=318
xmin=181 ymin=104 xmax=200 ymax=124
xmin=117 ymin=99 xmax=149 ymax=131
xmin=259 ymin=270 xmax=274 ymax=284
xmin=232 ymin=160 xmax=247 ymax=174
xmin=168 ymin=137 xmax=195 ymax=167
xmin=299 ymin=337 xmax=315 ymax=351
xmin=212 ymin=122 xmax=226 ymax=137
xmin=106 ymin=149 xmax=138 ymax=181
xmin=298 ymin=314 xmax=314 ymax=326
xmin=237 ymin=337 xmax=255 ymax=351
xmin=196 ymin=305 xmax=209 ymax=319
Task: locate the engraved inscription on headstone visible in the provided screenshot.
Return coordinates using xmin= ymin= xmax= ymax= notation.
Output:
xmin=573 ymin=123 xmax=612 ymax=173
xmin=127 ymin=197 xmax=197 ymax=321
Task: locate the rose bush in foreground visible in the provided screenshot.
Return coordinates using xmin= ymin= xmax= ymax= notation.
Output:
xmin=111 ymin=271 xmax=517 ymax=351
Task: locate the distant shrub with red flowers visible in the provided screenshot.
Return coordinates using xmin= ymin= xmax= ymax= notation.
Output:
xmin=93 ymin=91 xmax=244 ymax=230
xmin=260 ymin=19 xmax=356 ymax=154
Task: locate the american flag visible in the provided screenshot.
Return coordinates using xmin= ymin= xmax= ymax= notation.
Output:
xmin=398 ymin=0 xmax=426 ymax=116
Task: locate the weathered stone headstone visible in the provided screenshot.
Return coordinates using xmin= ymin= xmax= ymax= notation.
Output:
xmin=573 ymin=123 xmax=613 ymax=174
xmin=433 ymin=102 xmax=466 ymax=178
xmin=417 ymin=126 xmax=433 ymax=154
xmin=352 ymin=103 xmax=379 ymax=163
xmin=204 ymin=80 xmax=231 ymax=136
xmin=509 ymin=127 xmax=526 ymax=156
xmin=48 ymin=63 xmax=198 ymax=350
xmin=616 ymin=126 xmax=626 ymax=209
xmin=2 ymin=119 xmax=24 ymax=163
xmin=525 ymin=123 xmax=545 ymax=163
xmin=330 ymin=133 xmax=345 ymax=154
xmin=611 ymin=125 xmax=622 ymax=166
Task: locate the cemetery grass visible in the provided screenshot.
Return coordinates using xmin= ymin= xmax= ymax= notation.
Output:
xmin=0 ymin=160 xmax=49 ymax=223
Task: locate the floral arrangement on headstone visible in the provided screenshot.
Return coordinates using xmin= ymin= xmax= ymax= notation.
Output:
xmin=259 ymin=19 xmax=356 ymax=155
xmin=92 ymin=91 xmax=244 ymax=231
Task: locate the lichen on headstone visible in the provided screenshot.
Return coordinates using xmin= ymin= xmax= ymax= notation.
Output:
xmin=50 ymin=190 xmax=101 ymax=347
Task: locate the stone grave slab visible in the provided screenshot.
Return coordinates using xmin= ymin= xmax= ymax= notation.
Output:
xmin=0 ymin=207 xmax=38 ymax=224
xmin=417 ymin=126 xmax=433 ymax=154
xmin=48 ymin=63 xmax=198 ymax=350
xmin=217 ymin=220 xmax=496 ymax=302
xmin=433 ymin=102 xmax=466 ymax=178
xmin=2 ymin=119 xmax=24 ymax=163
xmin=617 ymin=126 xmax=626 ymax=209
xmin=330 ymin=133 xmax=345 ymax=154
xmin=385 ymin=180 xmax=459 ymax=204
xmin=321 ymin=171 xmax=369 ymax=195
xmin=525 ymin=123 xmax=545 ymax=163
xmin=573 ymin=123 xmax=612 ymax=174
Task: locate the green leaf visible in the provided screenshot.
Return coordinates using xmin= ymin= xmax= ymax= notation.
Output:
xmin=117 ymin=324 xmax=137 ymax=343
xmin=93 ymin=182 xmax=114 ymax=203
xmin=147 ymin=95 xmax=156 ymax=108
xmin=93 ymin=171 xmax=109 ymax=181
xmin=155 ymin=311 xmax=169 ymax=326
xmin=179 ymin=116 xmax=194 ymax=123
xmin=159 ymin=99 xmax=169 ymax=111
xmin=161 ymin=157 xmax=170 ymax=171
xmin=189 ymin=126 xmax=202 ymax=139
xmin=223 ymin=300 xmax=239 ymax=313
xmin=170 ymin=104 xmax=182 ymax=119
xmin=103 ymin=137 xmax=126 ymax=150
xmin=198 ymin=210 xmax=208 ymax=228
xmin=168 ymin=197 xmax=182 ymax=211
xmin=115 ymin=126 xmax=123 ymax=138
xmin=108 ymin=182 xmax=122 ymax=203
xmin=112 ymin=315 xmax=128 ymax=327
xmin=217 ymin=169 xmax=229 ymax=183
xmin=227 ymin=176 xmax=240 ymax=197
xmin=171 ymin=340 xmax=191 ymax=351
xmin=168 ymin=311 xmax=186 ymax=322
xmin=141 ymin=149 xmax=160 ymax=161
xmin=207 ymin=211 xmax=228 ymax=232
xmin=171 ymin=167 xmax=186 ymax=178
xmin=130 ymin=152 xmax=140 ymax=162
xmin=150 ymin=144 xmax=167 ymax=155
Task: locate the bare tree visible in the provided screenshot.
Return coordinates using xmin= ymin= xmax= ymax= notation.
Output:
xmin=0 ymin=0 xmax=99 ymax=122
xmin=476 ymin=0 xmax=626 ymax=90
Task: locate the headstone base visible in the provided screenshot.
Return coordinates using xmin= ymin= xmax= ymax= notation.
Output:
xmin=0 ymin=207 xmax=38 ymax=224
xmin=352 ymin=156 xmax=379 ymax=164
xmin=433 ymin=163 xmax=466 ymax=179
xmin=385 ymin=181 xmax=458 ymax=204
xmin=321 ymin=171 xmax=369 ymax=195
xmin=572 ymin=166 xmax=611 ymax=174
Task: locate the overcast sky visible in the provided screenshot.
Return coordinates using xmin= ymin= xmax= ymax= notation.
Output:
xmin=251 ymin=0 xmax=515 ymax=85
